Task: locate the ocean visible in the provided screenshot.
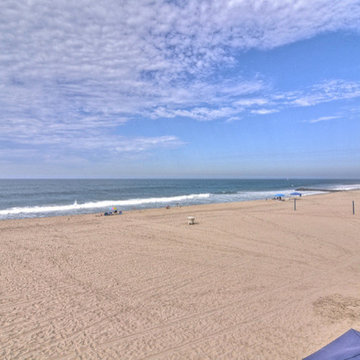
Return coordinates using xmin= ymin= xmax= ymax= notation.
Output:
xmin=0 ymin=178 xmax=359 ymax=220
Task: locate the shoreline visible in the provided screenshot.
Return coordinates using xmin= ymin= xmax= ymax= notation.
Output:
xmin=1 ymin=188 xmax=358 ymax=223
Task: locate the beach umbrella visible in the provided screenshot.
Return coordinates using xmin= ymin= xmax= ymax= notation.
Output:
xmin=290 ymin=192 xmax=302 ymax=196
xmin=303 ymin=328 xmax=360 ymax=359
xmin=274 ymin=193 xmax=285 ymax=197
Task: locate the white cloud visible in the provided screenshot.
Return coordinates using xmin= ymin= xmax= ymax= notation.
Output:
xmin=1 ymin=0 xmax=360 ymax=159
xmin=306 ymin=115 xmax=340 ymax=124
xmin=151 ymin=79 xmax=360 ymax=121
xmin=235 ymin=98 xmax=269 ymax=106
xmin=225 ymin=116 xmax=242 ymax=123
xmin=251 ymin=109 xmax=278 ymax=115
xmin=290 ymin=80 xmax=360 ymax=107
xmin=151 ymin=106 xmax=239 ymax=121
xmin=114 ymin=136 xmax=183 ymax=153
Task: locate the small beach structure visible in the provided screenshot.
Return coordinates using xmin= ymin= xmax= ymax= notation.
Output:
xmin=187 ymin=216 xmax=195 ymax=225
xmin=290 ymin=192 xmax=302 ymax=197
xmin=303 ymin=328 xmax=360 ymax=360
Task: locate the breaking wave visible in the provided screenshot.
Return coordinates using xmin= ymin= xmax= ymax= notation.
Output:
xmin=0 ymin=193 xmax=210 ymax=216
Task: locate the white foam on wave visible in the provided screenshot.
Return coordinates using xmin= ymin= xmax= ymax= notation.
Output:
xmin=324 ymin=183 xmax=360 ymax=191
xmin=212 ymin=188 xmax=325 ymax=203
xmin=215 ymin=189 xmax=292 ymax=200
xmin=0 ymin=193 xmax=210 ymax=216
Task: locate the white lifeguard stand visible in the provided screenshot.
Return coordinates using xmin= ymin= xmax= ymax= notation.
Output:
xmin=187 ymin=216 xmax=195 ymax=225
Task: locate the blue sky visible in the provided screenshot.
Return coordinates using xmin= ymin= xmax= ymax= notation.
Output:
xmin=1 ymin=0 xmax=360 ymax=178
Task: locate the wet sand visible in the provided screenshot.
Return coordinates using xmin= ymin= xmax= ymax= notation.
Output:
xmin=1 ymin=191 xmax=360 ymax=359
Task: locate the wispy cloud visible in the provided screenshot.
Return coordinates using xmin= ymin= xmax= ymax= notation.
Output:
xmin=235 ymin=98 xmax=269 ymax=106
xmin=241 ymin=80 xmax=360 ymax=116
xmin=305 ymin=115 xmax=340 ymax=124
xmin=289 ymin=80 xmax=360 ymax=107
xmin=113 ymin=136 xmax=184 ymax=153
xmin=251 ymin=109 xmax=278 ymax=115
xmin=149 ymin=79 xmax=360 ymax=121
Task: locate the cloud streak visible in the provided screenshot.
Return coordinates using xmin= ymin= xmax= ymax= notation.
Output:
xmin=306 ymin=115 xmax=340 ymax=124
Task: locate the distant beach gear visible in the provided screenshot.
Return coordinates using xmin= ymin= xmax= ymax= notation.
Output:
xmin=303 ymin=328 xmax=360 ymax=359
xmin=290 ymin=192 xmax=302 ymax=196
xmin=187 ymin=216 xmax=195 ymax=225
xmin=273 ymin=193 xmax=286 ymax=201
xmin=104 ymin=207 xmax=122 ymax=216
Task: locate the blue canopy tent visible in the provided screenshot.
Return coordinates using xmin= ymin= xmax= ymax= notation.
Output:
xmin=304 ymin=329 xmax=360 ymax=360
xmin=274 ymin=193 xmax=285 ymax=200
xmin=290 ymin=192 xmax=302 ymax=196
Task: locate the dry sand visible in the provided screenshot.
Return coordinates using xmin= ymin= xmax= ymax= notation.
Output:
xmin=1 ymin=191 xmax=360 ymax=359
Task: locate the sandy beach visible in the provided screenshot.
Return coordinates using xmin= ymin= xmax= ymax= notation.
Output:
xmin=1 ymin=190 xmax=360 ymax=359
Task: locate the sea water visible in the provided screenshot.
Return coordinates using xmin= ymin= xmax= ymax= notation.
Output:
xmin=0 ymin=178 xmax=359 ymax=220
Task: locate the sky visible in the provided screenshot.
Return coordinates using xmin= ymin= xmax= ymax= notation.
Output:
xmin=1 ymin=0 xmax=360 ymax=178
